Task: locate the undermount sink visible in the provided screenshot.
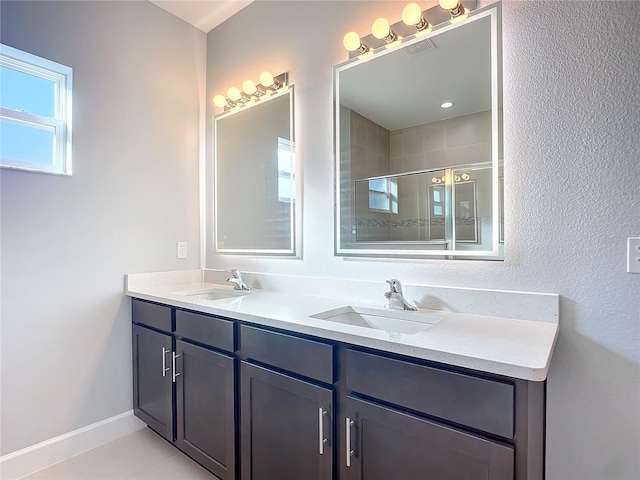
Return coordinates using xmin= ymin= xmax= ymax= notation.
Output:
xmin=173 ymin=287 xmax=252 ymax=301
xmin=310 ymin=306 xmax=442 ymax=335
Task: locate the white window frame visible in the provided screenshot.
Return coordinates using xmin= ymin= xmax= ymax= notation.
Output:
xmin=1 ymin=44 xmax=73 ymax=175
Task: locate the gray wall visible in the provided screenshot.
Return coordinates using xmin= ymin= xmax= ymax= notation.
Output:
xmin=206 ymin=1 xmax=640 ymax=478
xmin=0 ymin=1 xmax=204 ymax=455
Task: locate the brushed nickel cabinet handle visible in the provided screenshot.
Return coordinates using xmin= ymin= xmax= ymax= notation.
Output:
xmin=319 ymin=408 xmax=328 ymax=454
xmin=172 ymin=352 xmax=181 ymax=383
xmin=346 ymin=417 xmax=355 ymax=467
xmin=161 ymin=347 xmax=171 ymax=377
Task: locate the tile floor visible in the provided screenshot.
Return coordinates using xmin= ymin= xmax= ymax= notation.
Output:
xmin=21 ymin=428 xmax=220 ymax=480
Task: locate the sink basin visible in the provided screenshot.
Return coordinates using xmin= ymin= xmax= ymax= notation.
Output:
xmin=173 ymin=288 xmax=252 ymax=301
xmin=310 ymin=306 xmax=442 ymax=335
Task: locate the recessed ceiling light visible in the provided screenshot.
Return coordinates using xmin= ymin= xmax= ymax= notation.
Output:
xmin=440 ymin=101 xmax=454 ymax=108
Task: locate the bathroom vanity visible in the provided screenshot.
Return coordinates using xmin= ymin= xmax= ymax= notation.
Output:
xmin=127 ymin=272 xmax=558 ymax=480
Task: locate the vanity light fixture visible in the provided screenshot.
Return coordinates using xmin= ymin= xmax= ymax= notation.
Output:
xmin=213 ymin=72 xmax=288 ymax=111
xmin=343 ymin=31 xmax=370 ymax=54
xmin=438 ymin=0 xmax=469 ymax=21
xmin=440 ymin=101 xmax=454 ymax=108
xmin=431 ymin=173 xmax=471 ymax=184
xmin=372 ymin=18 xmax=398 ymax=44
xmin=342 ymin=1 xmax=478 ymax=59
xmin=402 ymin=3 xmax=431 ymax=32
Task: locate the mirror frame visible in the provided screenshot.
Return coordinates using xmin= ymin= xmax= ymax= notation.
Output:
xmin=333 ymin=3 xmax=502 ymax=259
xmin=213 ymin=85 xmax=300 ymax=256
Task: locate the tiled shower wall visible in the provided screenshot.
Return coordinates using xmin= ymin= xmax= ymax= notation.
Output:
xmin=349 ymin=110 xmax=392 ymax=241
xmin=390 ymin=109 xmax=496 ymax=174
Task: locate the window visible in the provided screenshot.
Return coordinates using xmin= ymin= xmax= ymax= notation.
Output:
xmin=368 ymin=177 xmax=398 ymax=214
xmin=431 ymin=186 xmax=444 ymax=216
xmin=1 ymin=44 xmax=72 ymax=175
xmin=277 ymin=137 xmax=295 ymax=203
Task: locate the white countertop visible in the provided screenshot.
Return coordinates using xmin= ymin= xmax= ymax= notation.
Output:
xmin=126 ymin=273 xmax=558 ymax=382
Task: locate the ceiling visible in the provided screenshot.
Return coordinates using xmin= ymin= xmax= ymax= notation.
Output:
xmin=148 ymin=0 xmax=253 ymax=32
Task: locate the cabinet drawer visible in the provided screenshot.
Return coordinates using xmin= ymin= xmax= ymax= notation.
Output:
xmin=241 ymin=325 xmax=334 ymax=384
xmin=346 ymin=348 xmax=515 ymax=439
xmin=176 ymin=310 xmax=235 ymax=353
xmin=132 ymin=299 xmax=172 ymax=333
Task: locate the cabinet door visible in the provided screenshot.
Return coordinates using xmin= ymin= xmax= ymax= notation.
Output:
xmin=340 ymin=395 xmax=514 ymax=480
xmin=132 ymin=324 xmax=174 ymax=441
xmin=241 ymin=361 xmax=333 ymax=480
xmin=175 ymin=340 xmax=236 ymax=480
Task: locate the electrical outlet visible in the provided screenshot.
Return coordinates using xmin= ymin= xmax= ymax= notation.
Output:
xmin=628 ymin=237 xmax=640 ymax=274
xmin=177 ymin=242 xmax=187 ymax=259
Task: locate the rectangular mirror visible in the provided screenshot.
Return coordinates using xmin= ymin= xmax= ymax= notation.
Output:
xmin=334 ymin=3 xmax=503 ymax=259
xmin=214 ymin=87 xmax=298 ymax=256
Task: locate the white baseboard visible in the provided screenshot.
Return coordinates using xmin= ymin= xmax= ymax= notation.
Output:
xmin=0 ymin=410 xmax=146 ymax=480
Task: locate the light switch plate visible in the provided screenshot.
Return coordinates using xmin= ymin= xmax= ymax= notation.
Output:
xmin=627 ymin=237 xmax=640 ymax=273
xmin=177 ymin=242 xmax=187 ymax=259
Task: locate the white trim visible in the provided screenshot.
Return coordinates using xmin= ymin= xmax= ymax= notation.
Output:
xmin=0 ymin=410 xmax=145 ymax=480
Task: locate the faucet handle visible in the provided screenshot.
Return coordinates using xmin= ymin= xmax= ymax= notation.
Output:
xmin=226 ymin=269 xmax=251 ymax=290
xmin=385 ymin=279 xmax=403 ymax=294
xmin=226 ymin=268 xmax=241 ymax=279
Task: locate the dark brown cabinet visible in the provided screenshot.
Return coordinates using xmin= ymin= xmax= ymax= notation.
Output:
xmin=240 ymin=361 xmax=333 ymax=480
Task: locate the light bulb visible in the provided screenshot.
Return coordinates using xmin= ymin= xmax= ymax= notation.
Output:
xmin=227 ymin=87 xmax=241 ymax=101
xmin=440 ymin=101 xmax=454 ymax=108
xmin=372 ymin=18 xmax=391 ymax=40
xmin=343 ymin=32 xmax=361 ymax=52
xmin=402 ymin=3 xmax=422 ymax=26
xmin=462 ymin=173 xmax=470 ymax=180
xmin=343 ymin=32 xmax=369 ymax=54
xmin=213 ymin=94 xmax=227 ymax=108
xmin=259 ymin=71 xmax=274 ymax=87
xmin=242 ymin=80 xmax=257 ymax=95
xmin=439 ymin=0 xmax=466 ymax=19
xmin=438 ymin=0 xmax=460 ymax=10
xmin=431 ymin=177 xmax=439 ymax=183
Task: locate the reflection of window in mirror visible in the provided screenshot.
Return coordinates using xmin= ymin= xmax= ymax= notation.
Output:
xmin=428 ymin=184 xmax=446 ymax=241
xmin=431 ymin=186 xmax=444 ymax=217
xmin=368 ymin=177 xmax=398 ymax=214
xmin=454 ymin=180 xmax=478 ymax=243
xmin=277 ymin=137 xmax=295 ymax=203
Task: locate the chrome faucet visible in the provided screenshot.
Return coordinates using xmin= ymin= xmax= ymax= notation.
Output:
xmin=384 ymin=279 xmax=417 ymax=311
xmin=226 ymin=269 xmax=251 ymax=291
